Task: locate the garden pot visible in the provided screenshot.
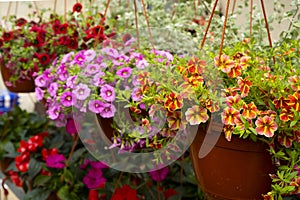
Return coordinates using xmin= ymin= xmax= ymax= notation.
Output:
xmin=190 ymin=121 xmax=276 ymax=200
xmin=0 ymin=61 xmax=35 ymax=93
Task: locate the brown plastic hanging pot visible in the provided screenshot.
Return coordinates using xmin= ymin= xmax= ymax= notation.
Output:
xmin=0 ymin=61 xmax=35 ymax=93
xmin=190 ymin=121 xmax=276 ymax=200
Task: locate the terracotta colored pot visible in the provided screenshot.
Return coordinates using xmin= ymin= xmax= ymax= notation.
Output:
xmin=190 ymin=121 xmax=276 ymax=200
xmin=0 ymin=61 xmax=35 ymax=93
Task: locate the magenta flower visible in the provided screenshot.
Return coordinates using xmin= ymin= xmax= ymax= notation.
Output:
xmin=83 ymin=168 xmax=106 ymax=189
xmin=60 ymin=91 xmax=76 ymax=107
xmin=35 ymin=87 xmax=44 ymax=101
xmin=66 ymin=117 xmax=79 ymax=135
xmin=86 ymin=64 xmax=100 ymax=75
xmin=149 ymin=167 xmax=169 ymax=182
xmin=73 ymin=83 xmax=91 ymax=100
xmin=73 ymin=52 xmax=86 ymax=65
xmin=99 ymin=103 xmax=116 ymax=118
xmin=35 ymin=75 xmax=47 ymax=87
xmin=100 ymin=84 xmax=115 ymax=102
xmin=116 ymin=67 xmax=132 ymax=78
xmin=48 ymin=82 xmax=59 ymax=97
xmin=88 ymin=100 xmax=104 ymax=113
xmin=46 ymin=154 xmax=66 ymax=168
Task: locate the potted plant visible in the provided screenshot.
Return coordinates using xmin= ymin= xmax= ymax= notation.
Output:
xmin=4 ymin=108 xmax=202 ymax=200
xmin=0 ymin=2 xmax=114 ymax=93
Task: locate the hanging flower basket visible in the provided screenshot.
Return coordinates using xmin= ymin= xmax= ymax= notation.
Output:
xmin=0 ymin=61 xmax=35 ymax=93
xmin=190 ymin=120 xmax=276 ymax=200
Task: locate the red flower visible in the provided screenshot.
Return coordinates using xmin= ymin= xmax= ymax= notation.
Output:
xmin=164 ymin=188 xmax=178 ymax=200
xmin=2 ymin=31 xmax=14 ymax=41
xmin=8 ymin=171 xmax=23 ymax=187
xmin=59 ymin=23 xmax=69 ymax=34
xmin=88 ymin=189 xmax=100 ymax=200
xmin=67 ymin=37 xmax=78 ymax=50
xmin=111 ymin=185 xmax=140 ymax=200
xmin=42 ymin=148 xmax=59 ymax=161
xmin=73 ymin=3 xmax=83 ymax=13
xmin=35 ymin=53 xmax=51 ymax=65
xmin=15 ymin=152 xmax=30 ymax=172
xmin=52 ymin=20 xmax=61 ymax=34
xmin=58 ymin=36 xmax=69 ymax=45
xmin=15 ymin=18 xmax=27 ymax=27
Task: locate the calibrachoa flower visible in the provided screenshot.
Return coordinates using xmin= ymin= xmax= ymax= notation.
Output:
xmin=100 ymin=84 xmax=116 ymax=102
xmin=73 ymin=83 xmax=91 ymax=100
xmin=185 ymin=105 xmax=209 ymax=125
xmin=221 ymin=107 xmax=240 ymax=126
xmin=255 ymin=116 xmax=278 ymax=137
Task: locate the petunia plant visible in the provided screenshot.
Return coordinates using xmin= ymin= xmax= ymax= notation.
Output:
xmin=0 ymin=2 xmax=114 ymax=87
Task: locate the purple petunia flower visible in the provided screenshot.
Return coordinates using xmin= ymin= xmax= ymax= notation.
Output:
xmin=73 ymin=83 xmax=91 ymax=100
xmin=73 ymin=52 xmax=86 ymax=66
xmin=66 ymin=76 xmax=77 ymax=89
xmin=94 ymin=55 xmax=103 ymax=64
xmin=83 ymin=49 xmax=96 ymax=62
xmin=83 ymin=168 xmax=106 ymax=189
xmin=42 ymin=69 xmax=54 ymax=82
xmin=86 ymin=64 xmax=100 ymax=75
xmin=60 ymin=91 xmax=76 ymax=107
xmin=47 ymin=82 xmax=59 ymax=97
xmin=55 ymin=113 xmax=67 ymax=127
xmin=90 ymin=161 xmax=108 ymax=169
xmin=130 ymin=52 xmax=144 ymax=60
xmin=116 ymin=67 xmax=132 ymax=78
xmin=46 ymin=154 xmax=66 ymax=168
xmin=35 ymin=75 xmax=47 ymax=87
xmin=35 ymin=87 xmax=44 ymax=101
xmin=47 ymin=104 xmax=61 ymax=120
xmin=102 ymin=47 xmax=120 ymax=59
xmin=100 ymin=84 xmax=115 ymax=102
xmin=61 ymin=52 xmax=74 ymax=64
xmin=92 ymin=72 xmax=105 ymax=86
xmin=99 ymin=62 xmax=107 ymax=69
xmin=149 ymin=166 xmax=169 ymax=182
xmin=99 ymin=103 xmax=116 ymax=118
xmin=136 ymin=59 xmax=149 ymax=69
xmin=88 ymin=100 xmax=104 ymax=113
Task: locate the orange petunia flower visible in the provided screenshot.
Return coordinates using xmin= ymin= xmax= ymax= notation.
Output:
xmin=242 ymin=102 xmax=258 ymax=119
xmin=221 ymin=107 xmax=240 ymax=125
xmin=255 ymin=116 xmax=278 ymax=137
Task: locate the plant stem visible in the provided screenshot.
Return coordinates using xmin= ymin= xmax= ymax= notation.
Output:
xmin=199 ymin=0 xmax=219 ymax=50
xmin=141 ymin=0 xmax=155 ymax=50
xmin=133 ymin=0 xmax=140 ymax=49
xmin=114 ymin=171 xmax=124 ymax=190
xmin=218 ymin=0 xmax=231 ymax=59
xmin=65 ymin=134 xmax=79 ymax=167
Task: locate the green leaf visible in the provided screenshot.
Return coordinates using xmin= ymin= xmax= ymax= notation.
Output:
xmin=57 ymin=185 xmax=72 ymax=200
xmin=23 ymin=188 xmax=51 ymax=200
xmin=293 ymin=22 xmax=300 ymax=28
xmin=33 ymin=175 xmax=51 ymax=187
xmin=28 ymin=158 xmax=42 ymax=179
xmin=69 ymin=147 xmax=86 ymax=165
xmin=290 ymin=120 xmax=297 ymax=127
xmin=63 ymin=168 xmax=74 ymax=183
